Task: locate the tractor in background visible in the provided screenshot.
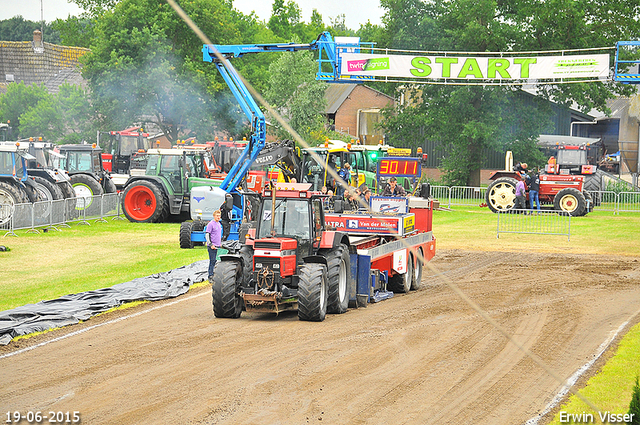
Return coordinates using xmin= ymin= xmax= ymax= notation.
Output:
xmin=100 ymin=127 xmax=151 ymax=189
xmin=54 ymin=144 xmax=117 ymax=211
xmin=486 ymin=151 xmax=592 ymax=216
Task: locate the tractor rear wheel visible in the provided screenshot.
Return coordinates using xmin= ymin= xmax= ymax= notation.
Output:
xmin=298 ymin=263 xmax=328 ymax=322
xmin=104 ymin=177 xmax=117 ymax=194
xmin=321 ymin=244 xmax=350 ymax=314
xmin=212 ymin=260 xmax=243 ymax=318
xmin=411 ymin=248 xmax=424 ymax=290
xmin=70 ymin=174 xmax=103 ymax=210
xmin=121 ymin=180 xmax=168 ymax=223
xmin=388 ymin=254 xmax=413 ymax=293
xmin=33 ymin=176 xmax=64 ymax=200
xmin=179 ymin=221 xmax=194 ymax=249
xmin=553 ymin=188 xmax=586 ymax=216
xmin=0 ymin=181 xmax=29 ymax=226
xmin=486 ymin=177 xmax=519 ymax=213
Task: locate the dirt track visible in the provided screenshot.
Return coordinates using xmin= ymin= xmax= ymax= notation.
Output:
xmin=2 ymin=249 xmax=640 ymax=425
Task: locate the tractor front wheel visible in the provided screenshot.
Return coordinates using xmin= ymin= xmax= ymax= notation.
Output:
xmin=122 ymin=181 xmax=168 ymax=223
xmin=486 ymin=177 xmax=519 ymax=213
xmin=553 ymin=188 xmax=586 ymax=216
xmin=212 ymin=260 xmax=243 ymax=318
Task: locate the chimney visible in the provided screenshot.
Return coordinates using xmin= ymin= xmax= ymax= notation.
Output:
xmin=32 ymin=30 xmax=44 ymax=54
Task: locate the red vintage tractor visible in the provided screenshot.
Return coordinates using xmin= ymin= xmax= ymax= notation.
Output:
xmin=486 ymin=151 xmax=593 ymax=216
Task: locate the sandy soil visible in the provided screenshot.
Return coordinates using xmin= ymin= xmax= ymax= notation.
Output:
xmin=2 ymin=249 xmax=640 ymax=425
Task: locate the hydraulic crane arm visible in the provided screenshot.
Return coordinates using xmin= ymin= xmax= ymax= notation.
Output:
xmin=202 ymin=32 xmax=373 ymax=193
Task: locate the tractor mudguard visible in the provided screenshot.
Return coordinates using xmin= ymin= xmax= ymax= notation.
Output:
xmin=318 ymin=231 xmax=350 ymax=250
xmin=303 ymin=255 xmax=328 ymax=266
xmin=219 ymin=254 xmax=244 ymax=268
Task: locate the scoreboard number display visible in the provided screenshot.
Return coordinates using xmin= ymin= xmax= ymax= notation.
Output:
xmin=377 ymin=157 xmax=421 ymax=178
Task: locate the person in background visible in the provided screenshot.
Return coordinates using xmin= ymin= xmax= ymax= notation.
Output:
xmin=514 ymin=162 xmax=528 ymax=173
xmin=529 ymin=170 xmax=541 ymax=213
xmin=361 ymin=189 xmax=372 ymax=210
xmin=220 ymin=196 xmax=232 ymax=241
xmin=336 ymin=162 xmax=351 ymax=196
xmin=321 ymin=186 xmax=328 ymax=195
xmin=514 ymin=178 xmax=527 ymax=212
xmin=382 ymin=176 xmax=407 ymax=196
xmin=205 ymin=209 xmax=223 ymax=278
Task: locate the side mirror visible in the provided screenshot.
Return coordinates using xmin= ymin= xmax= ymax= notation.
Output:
xmin=224 ymin=194 xmax=233 ymax=210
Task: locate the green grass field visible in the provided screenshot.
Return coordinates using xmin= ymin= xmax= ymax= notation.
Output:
xmin=1 ymin=208 xmax=639 ymax=421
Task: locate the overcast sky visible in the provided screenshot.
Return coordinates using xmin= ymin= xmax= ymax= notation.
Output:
xmin=0 ymin=0 xmax=383 ymax=30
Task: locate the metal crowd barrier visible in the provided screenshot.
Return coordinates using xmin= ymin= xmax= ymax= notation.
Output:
xmin=430 ymin=185 xmax=639 ymax=214
xmin=2 ymin=193 xmax=124 ymax=237
xmin=617 ymin=191 xmax=640 ymax=213
xmin=450 ymin=186 xmax=486 ymax=207
xmin=497 ymin=210 xmax=572 ymax=241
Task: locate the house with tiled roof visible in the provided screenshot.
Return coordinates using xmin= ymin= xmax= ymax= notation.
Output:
xmin=0 ymin=30 xmax=89 ymax=95
xmin=324 ymin=84 xmax=395 ymax=143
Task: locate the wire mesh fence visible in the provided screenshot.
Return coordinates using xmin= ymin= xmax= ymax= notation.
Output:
xmin=497 ymin=210 xmax=572 ymax=241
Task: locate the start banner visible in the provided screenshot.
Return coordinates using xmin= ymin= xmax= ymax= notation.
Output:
xmin=339 ymin=53 xmax=610 ymax=81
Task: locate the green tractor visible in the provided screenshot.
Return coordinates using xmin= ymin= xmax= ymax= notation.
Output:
xmin=121 ymin=148 xmax=224 ymax=223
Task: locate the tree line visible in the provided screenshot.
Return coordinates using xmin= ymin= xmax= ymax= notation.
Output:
xmin=0 ymin=0 xmax=638 ymax=185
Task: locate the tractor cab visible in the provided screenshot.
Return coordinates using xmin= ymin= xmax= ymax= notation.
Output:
xmin=547 ymin=145 xmax=596 ymax=175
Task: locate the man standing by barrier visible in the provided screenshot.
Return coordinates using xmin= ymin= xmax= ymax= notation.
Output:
xmin=205 ymin=209 xmax=223 ymax=278
xmin=529 ymin=170 xmax=541 ymax=213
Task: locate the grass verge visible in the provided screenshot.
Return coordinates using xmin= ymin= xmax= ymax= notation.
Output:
xmin=547 ymin=321 xmax=640 ymax=424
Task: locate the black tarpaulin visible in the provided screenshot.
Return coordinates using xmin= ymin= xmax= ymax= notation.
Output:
xmin=0 ymin=260 xmax=209 ymax=345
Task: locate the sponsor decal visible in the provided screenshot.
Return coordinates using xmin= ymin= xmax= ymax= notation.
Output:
xmin=347 ymin=57 xmax=390 ymax=72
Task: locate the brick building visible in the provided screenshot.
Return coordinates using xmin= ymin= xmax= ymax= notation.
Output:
xmin=325 ymin=84 xmax=395 ymax=143
xmin=0 ymin=30 xmax=89 ymax=95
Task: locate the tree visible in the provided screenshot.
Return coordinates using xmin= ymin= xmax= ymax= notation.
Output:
xmin=0 ymin=83 xmax=51 ymax=138
xmin=0 ymin=16 xmax=60 ymax=43
xmin=51 ymin=16 xmax=95 ymax=48
xmin=264 ymin=50 xmax=328 ymax=144
xmin=82 ymin=0 xmax=248 ymax=142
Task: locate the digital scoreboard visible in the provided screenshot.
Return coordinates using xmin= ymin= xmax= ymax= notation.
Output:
xmin=376 ymin=157 xmax=421 ymax=178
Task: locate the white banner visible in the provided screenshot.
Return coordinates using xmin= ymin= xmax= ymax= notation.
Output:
xmin=339 ymin=53 xmax=610 ymax=80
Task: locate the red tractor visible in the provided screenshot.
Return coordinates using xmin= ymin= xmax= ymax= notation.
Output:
xmin=486 ymin=150 xmax=593 ymax=216
xmin=212 ymin=182 xmax=351 ymax=321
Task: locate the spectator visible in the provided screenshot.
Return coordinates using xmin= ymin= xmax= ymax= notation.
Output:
xmin=362 ymin=189 xmax=372 ymax=209
xmin=220 ymin=195 xmax=232 ymax=241
xmin=382 ymin=177 xmax=407 ymax=196
xmin=529 ymin=170 xmax=541 ymax=213
xmin=336 ymin=162 xmax=351 ymax=196
xmin=514 ymin=178 xmax=527 ymax=212
xmin=514 ymin=162 xmax=528 ymax=173
xmin=205 ymin=210 xmax=223 ymax=278
xmin=321 ymin=186 xmax=328 ymax=195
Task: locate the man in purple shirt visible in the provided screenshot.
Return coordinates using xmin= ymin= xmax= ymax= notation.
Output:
xmin=205 ymin=210 xmax=223 ymax=278
xmin=514 ymin=179 xmax=526 ymax=211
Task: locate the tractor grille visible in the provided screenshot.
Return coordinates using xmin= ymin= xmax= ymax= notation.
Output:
xmin=254 ymin=257 xmax=280 ymax=271
xmin=255 ymin=241 xmax=281 ymax=249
